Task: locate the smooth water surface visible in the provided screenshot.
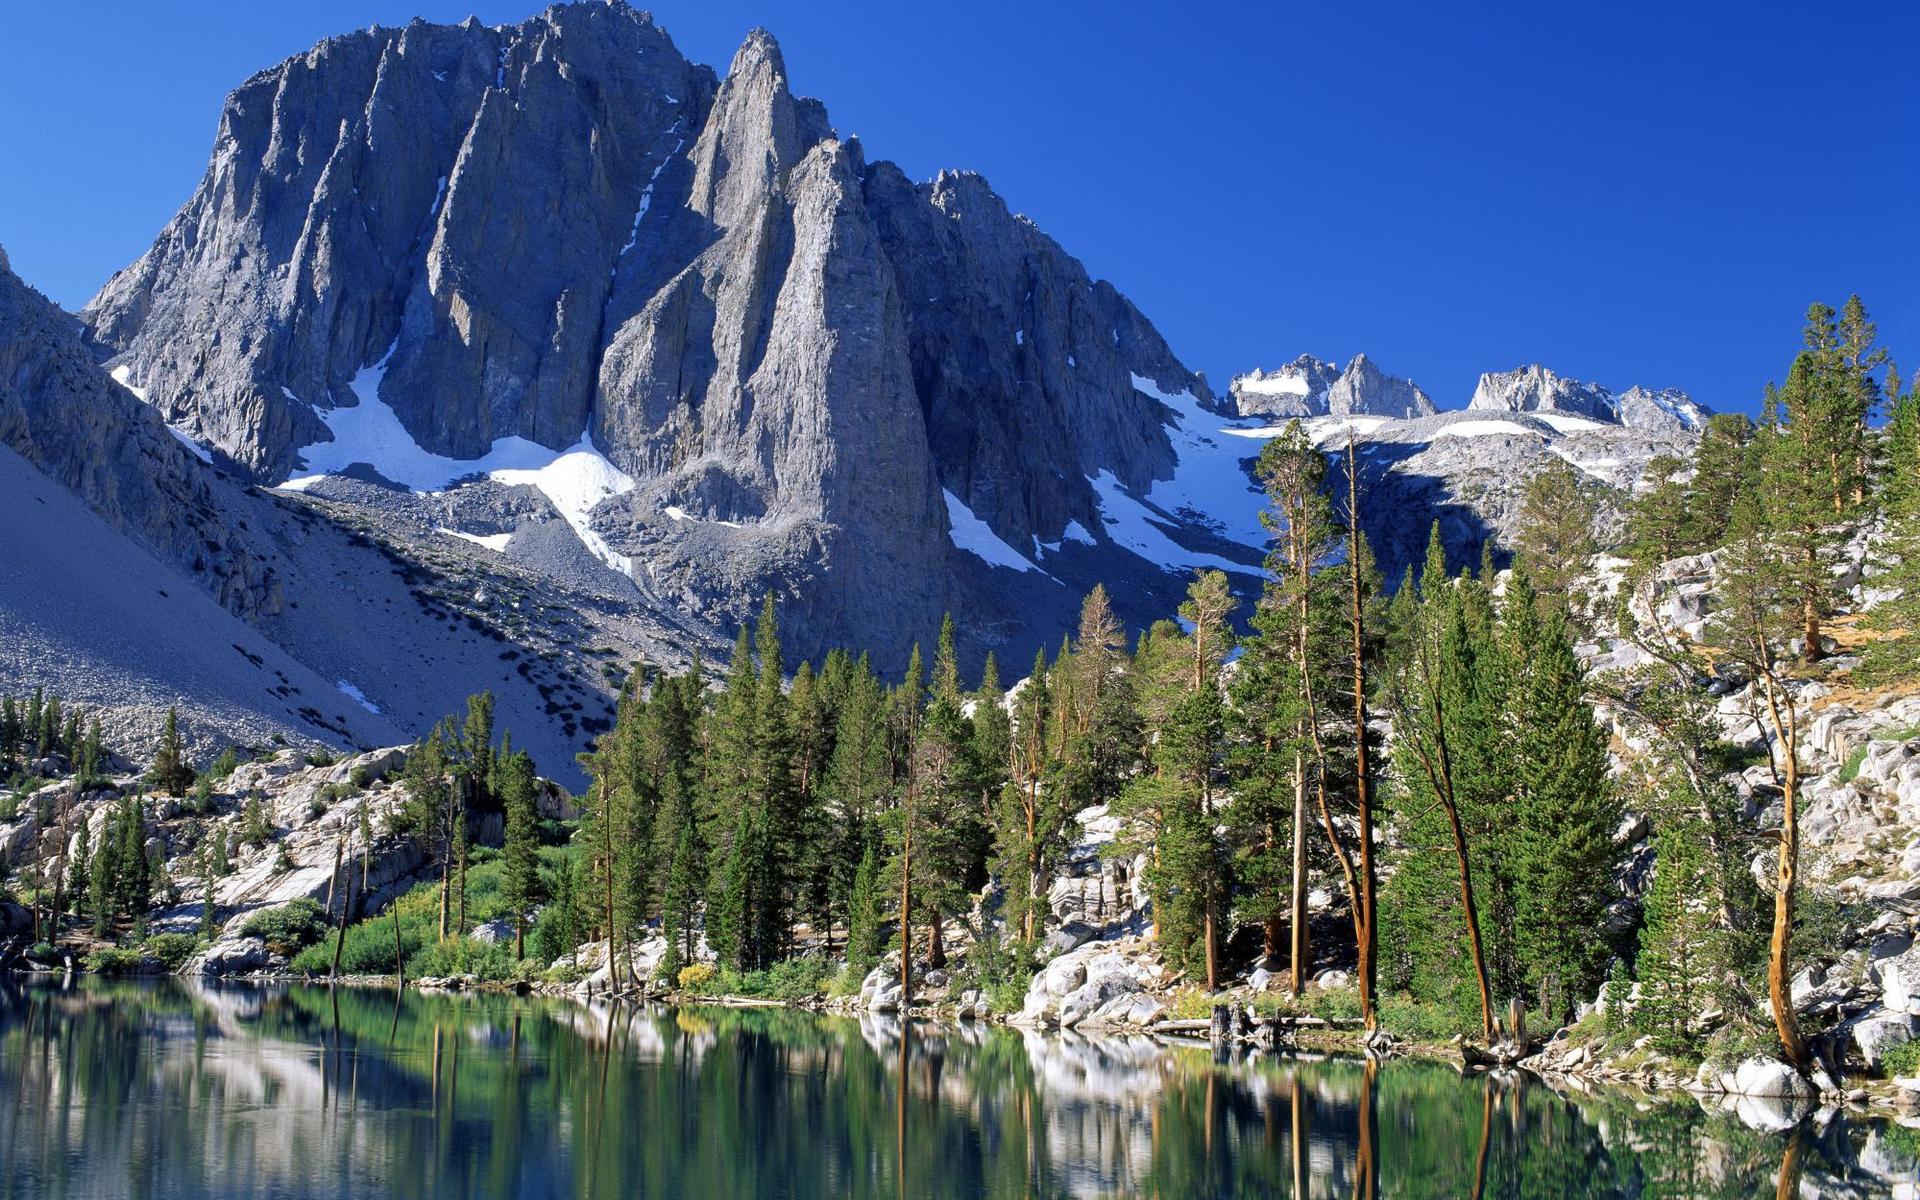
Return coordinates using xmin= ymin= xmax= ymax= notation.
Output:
xmin=0 ymin=979 xmax=1911 ymax=1198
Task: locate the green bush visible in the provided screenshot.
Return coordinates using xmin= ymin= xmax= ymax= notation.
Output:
xmin=145 ymin=932 xmax=202 ymax=972
xmin=208 ymin=748 xmax=241 ymax=781
xmin=304 ymin=750 xmax=336 ymax=769
xmin=1380 ymin=994 xmax=1470 ymax=1041
xmin=1882 ymin=1039 xmax=1920 ymax=1079
xmin=406 ymin=935 xmax=521 ymax=982
xmin=28 ymin=941 xmax=56 ymax=961
xmin=240 ymin=899 xmax=331 ymax=956
xmin=84 ymin=946 xmax=149 ymax=974
xmin=349 ymin=765 xmax=374 ymax=789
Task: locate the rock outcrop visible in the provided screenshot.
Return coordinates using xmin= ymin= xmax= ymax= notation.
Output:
xmin=1468 ymin=364 xmax=1707 ymax=432
xmin=1229 ymin=352 xmax=1433 ymax=419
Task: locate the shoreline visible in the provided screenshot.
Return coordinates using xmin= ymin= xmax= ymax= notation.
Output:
xmin=18 ymin=964 xmax=1913 ymax=1125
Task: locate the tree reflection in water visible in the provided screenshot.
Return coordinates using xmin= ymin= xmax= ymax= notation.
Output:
xmin=0 ymin=979 xmax=1911 ymax=1199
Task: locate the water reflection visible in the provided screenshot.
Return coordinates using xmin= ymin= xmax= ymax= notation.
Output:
xmin=0 ymin=978 xmax=1911 ymax=1199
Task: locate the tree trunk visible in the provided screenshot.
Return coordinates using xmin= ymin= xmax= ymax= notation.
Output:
xmin=1760 ymin=674 xmax=1812 ymax=1070
xmin=1409 ymin=652 xmax=1495 ymax=1041
xmin=1348 ymin=436 xmax=1378 ymax=1030
xmin=1290 ymin=750 xmax=1309 ymax=997
xmin=899 ymin=826 xmax=913 ymax=1011
xmin=332 ymin=876 xmax=353 ymax=978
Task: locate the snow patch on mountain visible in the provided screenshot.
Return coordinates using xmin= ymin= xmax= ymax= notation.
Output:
xmin=945 ymin=489 xmax=1044 ymax=573
xmin=282 ymin=348 xmax=636 ymax=575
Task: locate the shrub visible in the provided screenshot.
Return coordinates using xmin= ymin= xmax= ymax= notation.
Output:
xmin=349 ymin=765 xmax=373 ymax=790
xmin=1882 ymin=1039 xmax=1920 ymax=1079
xmin=678 ymin=963 xmax=717 ymax=992
xmin=145 ymin=932 xmax=202 ymax=972
xmin=304 ymin=750 xmax=335 ymax=769
xmin=208 ymin=748 xmax=241 ymax=781
xmin=1380 ymin=995 xmax=1469 ymax=1041
xmin=406 ymin=935 xmax=520 ymax=982
xmin=240 ymin=898 xmax=330 ymax=956
xmin=28 ymin=941 xmax=55 ymax=962
xmin=84 ymin=946 xmax=149 ymax=974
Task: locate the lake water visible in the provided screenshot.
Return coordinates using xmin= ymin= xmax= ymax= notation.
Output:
xmin=0 ymin=979 xmax=1911 ymax=1198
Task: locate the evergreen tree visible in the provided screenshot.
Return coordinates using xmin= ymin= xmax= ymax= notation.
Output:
xmin=994 ymin=647 xmax=1075 ymax=944
xmin=0 ymin=695 xmax=19 ymax=766
xmin=498 ymin=747 xmax=542 ymax=959
xmin=66 ymin=821 xmax=91 ymax=918
xmin=1633 ymin=808 xmax=1721 ymax=1053
xmin=1513 ymin=457 xmax=1597 ymax=602
xmin=77 ymin=716 xmax=105 ymax=790
xmin=147 ymin=708 xmax=195 ymax=797
xmin=39 ymin=694 xmax=61 ymax=760
xmin=1500 ymin=570 xmax=1622 ymax=1021
xmin=846 ymin=840 xmax=884 ymax=974
xmin=822 ymin=655 xmax=889 ymax=950
xmin=399 ymin=725 xmax=455 ymax=939
xmin=24 ymin=688 xmax=43 ymax=759
xmin=1624 ymin=454 xmax=1693 ymax=572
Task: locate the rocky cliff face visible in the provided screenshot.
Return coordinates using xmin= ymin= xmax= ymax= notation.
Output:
xmin=1468 ymin=364 xmax=1707 ymax=433
xmin=82 ymin=3 xmax=1214 ymax=666
xmin=0 ymin=258 xmax=281 ymax=618
xmin=1230 ymin=353 xmax=1433 ymax=420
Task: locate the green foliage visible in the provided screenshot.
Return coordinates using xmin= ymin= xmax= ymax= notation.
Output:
xmin=405 ymin=935 xmax=525 ymax=982
xmin=146 ymin=708 xmax=196 ymax=798
xmin=83 ymin=946 xmax=149 ymax=974
xmin=1881 ymin=1039 xmax=1920 ymax=1079
xmin=304 ymin=749 xmax=335 ymax=768
xmin=144 ymin=932 xmax=202 ymax=972
xmin=677 ymin=963 xmax=717 ymax=991
xmin=240 ymin=898 xmax=330 ymax=956
xmin=208 ymin=747 xmax=241 ymax=781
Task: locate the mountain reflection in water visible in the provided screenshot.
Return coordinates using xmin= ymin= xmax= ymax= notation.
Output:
xmin=0 ymin=979 xmax=1912 ymax=1198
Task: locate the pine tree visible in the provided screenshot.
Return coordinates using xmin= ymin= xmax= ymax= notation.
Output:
xmin=77 ymin=716 xmax=104 ymax=790
xmin=66 ymin=821 xmax=91 ymax=919
xmin=846 ymin=840 xmax=884 ymax=974
xmin=1500 ymin=570 xmax=1622 ymax=1021
xmin=1624 ymin=454 xmax=1693 ymax=572
xmin=498 ymin=747 xmax=542 ymax=960
xmin=39 ymin=694 xmax=61 ymax=760
xmin=1633 ymin=810 xmax=1720 ymax=1052
xmin=1864 ymin=369 xmax=1920 ymax=681
xmin=242 ymin=792 xmax=272 ymax=847
xmin=399 ymin=726 xmax=454 ymax=939
xmin=0 ymin=695 xmax=17 ymax=766
xmin=147 ymin=708 xmax=195 ymax=797
xmin=200 ymin=845 xmax=218 ymax=937
xmin=24 ymin=688 xmax=43 ymax=759
xmin=1708 ymin=507 xmax=1814 ymax=1070
xmin=1513 ymin=457 xmax=1597 ymax=603
xmin=994 ymin=647 xmax=1074 ymax=944
xmin=823 ymin=655 xmax=889 ymax=949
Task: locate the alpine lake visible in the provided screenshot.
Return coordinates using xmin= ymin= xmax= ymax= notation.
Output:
xmin=0 ymin=978 xmax=1913 ymax=1198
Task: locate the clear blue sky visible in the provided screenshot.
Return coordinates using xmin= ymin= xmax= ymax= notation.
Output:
xmin=2 ymin=0 xmax=1915 ymax=413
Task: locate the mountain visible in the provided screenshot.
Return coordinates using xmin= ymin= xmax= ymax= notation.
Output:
xmin=2 ymin=252 xmax=706 ymax=786
xmin=1467 ymin=364 xmax=1708 ymax=433
xmin=1229 ymin=353 xmax=1435 ymax=420
xmin=1219 ymin=356 xmax=1711 ymax=581
xmin=81 ymin=4 xmax=1232 ymax=670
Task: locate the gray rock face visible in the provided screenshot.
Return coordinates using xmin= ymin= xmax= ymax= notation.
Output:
xmin=0 ymin=261 xmax=280 ymax=618
xmin=81 ymin=3 xmax=1221 ymax=667
xmin=1230 ymin=352 xmax=1432 ymax=419
xmin=1468 ymin=364 xmax=1706 ymax=433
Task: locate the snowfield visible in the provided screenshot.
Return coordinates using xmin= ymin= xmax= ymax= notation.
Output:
xmin=280 ymin=348 xmax=637 ymax=576
xmin=944 ymin=489 xmax=1044 ymax=573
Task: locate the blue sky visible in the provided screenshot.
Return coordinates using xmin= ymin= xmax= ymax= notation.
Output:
xmin=2 ymin=0 xmax=1914 ymax=413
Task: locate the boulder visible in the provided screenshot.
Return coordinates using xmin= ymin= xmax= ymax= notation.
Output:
xmin=470 ymin=918 xmax=517 ymax=945
xmin=184 ymin=936 xmax=275 ymax=977
xmin=1730 ymin=1056 xmax=1817 ymax=1101
xmin=1881 ymin=943 xmax=1920 ymax=1015
xmin=1040 ymin=920 xmax=1097 ymax=958
xmin=1847 ymin=1010 xmax=1919 ymax=1070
